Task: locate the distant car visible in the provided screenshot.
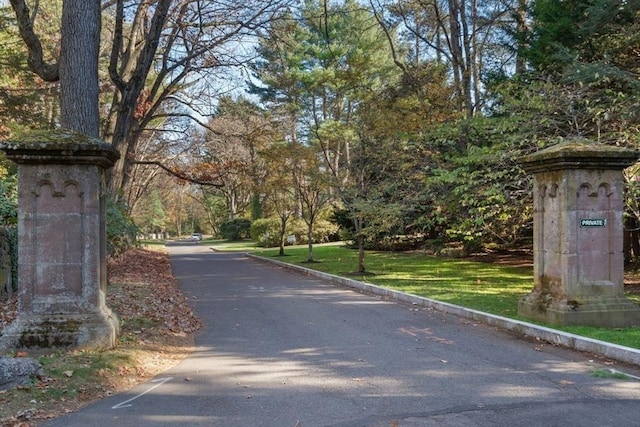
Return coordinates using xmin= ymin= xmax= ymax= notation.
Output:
xmin=190 ymin=233 xmax=202 ymax=241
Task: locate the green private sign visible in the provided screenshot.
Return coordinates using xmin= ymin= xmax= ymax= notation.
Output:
xmin=580 ymin=218 xmax=606 ymax=227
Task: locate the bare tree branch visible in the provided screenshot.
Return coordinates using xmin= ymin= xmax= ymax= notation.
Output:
xmin=368 ymin=0 xmax=406 ymax=74
xmin=9 ymin=0 xmax=59 ymax=81
xmin=132 ymin=160 xmax=224 ymax=187
xmin=108 ymin=0 xmax=125 ymax=91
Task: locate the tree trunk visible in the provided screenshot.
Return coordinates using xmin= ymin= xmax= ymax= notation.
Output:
xmin=458 ymin=0 xmax=474 ymax=119
xmin=470 ymin=0 xmax=481 ymax=114
xmin=107 ymin=88 xmax=140 ymax=194
xmin=448 ymin=0 xmax=465 ymax=115
xmin=279 ymin=216 xmax=287 ymax=256
xmin=515 ymin=0 xmax=529 ymax=74
xmin=353 ymin=215 xmax=366 ymax=273
xmin=59 ymin=0 xmax=101 ymax=137
xmin=357 ymin=235 xmax=366 ymax=274
xmin=106 ymin=0 xmax=172 ymax=195
xmin=307 ymin=223 xmax=314 ymax=262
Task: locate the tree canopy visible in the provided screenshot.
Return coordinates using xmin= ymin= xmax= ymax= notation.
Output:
xmin=3 ymin=0 xmax=640 ymax=262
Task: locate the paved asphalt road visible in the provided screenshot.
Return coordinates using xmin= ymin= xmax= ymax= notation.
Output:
xmin=45 ymin=242 xmax=640 ymax=426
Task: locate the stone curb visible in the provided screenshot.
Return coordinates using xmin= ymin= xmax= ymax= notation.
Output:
xmin=246 ymin=253 xmax=640 ymax=367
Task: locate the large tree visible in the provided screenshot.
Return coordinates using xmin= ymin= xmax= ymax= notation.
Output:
xmin=345 ymin=60 xmax=455 ymax=269
xmin=191 ymin=96 xmax=277 ymax=220
xmin=101 ymin=0 xmax=286 ymax=197
xmin=8 ymin=0 xmax=293 ymax=201
xmin=10 ymin=0 xmax=101 ymax=136
xmin=376 ymin=0 xmax=521 ymax=119
xmin=252 ymin=0 xmax=399 ymax=181
xmin=252 ymin=0 xmax=408 ymax=268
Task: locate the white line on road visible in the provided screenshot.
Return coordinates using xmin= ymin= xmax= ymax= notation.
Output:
xmin=111 ymin=377 xmax=173 ymax=409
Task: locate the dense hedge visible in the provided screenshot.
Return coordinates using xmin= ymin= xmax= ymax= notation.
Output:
xmin=220 ymin=218 xmax=252 ymax=241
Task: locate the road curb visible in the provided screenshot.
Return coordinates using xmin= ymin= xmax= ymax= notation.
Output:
xmin=246 ymin=253 xmax=640 ymax=367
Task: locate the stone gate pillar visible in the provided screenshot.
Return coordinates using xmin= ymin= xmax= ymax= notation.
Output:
xmin=518 ymin=139 xmax=640 ymax=327
xmin=0 ymin=131 xmax=120 ymax=351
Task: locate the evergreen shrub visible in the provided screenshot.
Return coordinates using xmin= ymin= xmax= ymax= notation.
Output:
xmin=220 ymin=218 xmax=251 ymax=241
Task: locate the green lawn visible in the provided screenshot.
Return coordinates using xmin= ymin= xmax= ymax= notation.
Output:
xmin=258 ymin=244 xmax=533 ymax=318
xmin=206 ymin=241 xmax=640 ymax=350
xmin=207 ymin=238 xmax=260 ymax=251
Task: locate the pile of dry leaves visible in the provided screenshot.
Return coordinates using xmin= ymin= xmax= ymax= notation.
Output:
xmin=108 ymin=247 xmax=202 ymax=335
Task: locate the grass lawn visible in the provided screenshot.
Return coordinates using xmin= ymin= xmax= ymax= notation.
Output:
xmin=250 ymin=243 xmax=535 ymax=319
xmin=210 ymin=241 xmax=640 ymax=350
xmin=207 ymin=238 xmax=259 ymax=251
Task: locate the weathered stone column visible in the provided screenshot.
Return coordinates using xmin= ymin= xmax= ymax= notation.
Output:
xmin=0 ymin=130 xmax=120 ymax=351
xmin=518 ymin=138 xmax=640 ymax=327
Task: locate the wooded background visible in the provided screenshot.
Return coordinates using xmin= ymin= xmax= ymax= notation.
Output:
xmin=1 ymin=0 xmax=639 ymax=272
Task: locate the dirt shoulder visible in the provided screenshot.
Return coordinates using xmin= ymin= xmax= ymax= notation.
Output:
xmin=0 ymin=246 xmax=201 ymax=427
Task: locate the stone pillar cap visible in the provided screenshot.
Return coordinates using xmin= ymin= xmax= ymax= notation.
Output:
xmin=0 ymin=129 xmax=119 ymax=168
xmin=520 ymin=138 xmax=639 ymax=173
